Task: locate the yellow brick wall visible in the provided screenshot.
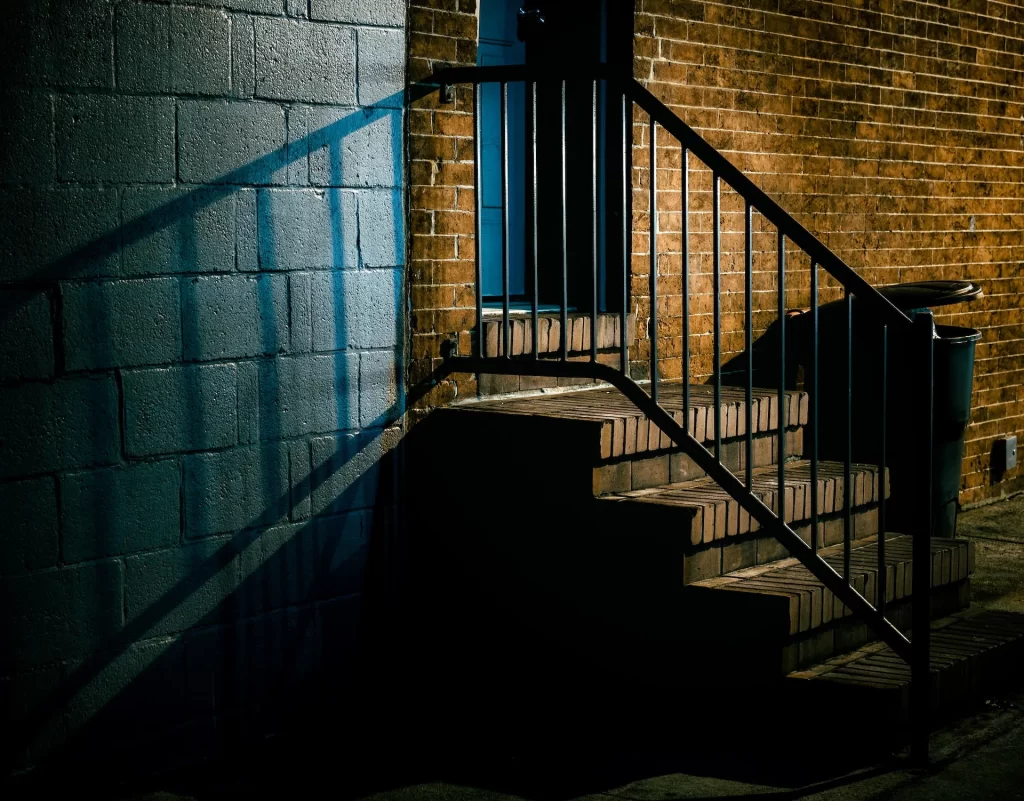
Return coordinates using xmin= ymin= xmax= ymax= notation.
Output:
xmin=407 ymin=0 xmax=479 ymax=420
xmin=405 ymin=0 xmax=1024 ymax=504
xmin=632 ymin=0 xmax=1024 ymax=505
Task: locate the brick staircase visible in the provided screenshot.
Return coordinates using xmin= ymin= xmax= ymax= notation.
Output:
xmin=415 ymin=379 xmax=1024 ymax=742
xmin=418 ymin=64 xmax=1024 ymax=758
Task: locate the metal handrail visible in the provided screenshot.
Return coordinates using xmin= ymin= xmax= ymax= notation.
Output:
xmin=428 ymin=64 xmax=935 ymax=760
xmin=432 ymin=66 xmax=915 ymax=332
xmin=438 ymin=354 xmax=913 ymax=662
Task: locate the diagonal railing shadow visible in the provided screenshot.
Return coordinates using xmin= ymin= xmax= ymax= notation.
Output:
xmin=0 ymin=82 xmax=433 ymax=316
xmin=6 ymin=83 xmax=437 ymax=769
xmin=13 ymin=363 xmax=452 ymax=766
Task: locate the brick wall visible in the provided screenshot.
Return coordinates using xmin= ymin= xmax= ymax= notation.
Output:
xmin=406 ymin=0 xmax=479 ymax=418
xmin=406 ymin=1 xmax=1022 ymax=502
xmin=0 ymin=0 xmax=406 ymax=778
xmin=632 ymin=0 xmax=1023 ymax=505
xmin=406 ymin=0 xmax=618 ymax=413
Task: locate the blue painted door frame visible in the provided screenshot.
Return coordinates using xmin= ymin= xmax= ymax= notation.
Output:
xmin=479 ymin=0 xmax=526 ymax=300
xmin=477 ymin=0 xmax=633 ymax=312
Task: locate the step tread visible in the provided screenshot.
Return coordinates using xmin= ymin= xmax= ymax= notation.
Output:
xmin=598 ymin=460 xmax=887 ymax=545
xmin=689 ymin=534 xmax=974 ymax=636
xmin=787 ymin=609 xmax=1024 ymax=693
xmin=452 ymin=382 xmax=809 ymax=459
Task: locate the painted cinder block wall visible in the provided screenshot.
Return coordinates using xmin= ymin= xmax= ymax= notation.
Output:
xmin=406 ymin=0 xmax=1023 ymax=505
xmin=1 ymin=0 xmax=406 ymax=778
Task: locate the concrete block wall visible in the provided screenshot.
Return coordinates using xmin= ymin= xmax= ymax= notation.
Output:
xmin=0 ymin=0 xmax=406 ymax=779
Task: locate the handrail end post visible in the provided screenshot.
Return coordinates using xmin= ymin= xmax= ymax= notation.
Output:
xmin=910 ymin=308 xmax=935 ymax=766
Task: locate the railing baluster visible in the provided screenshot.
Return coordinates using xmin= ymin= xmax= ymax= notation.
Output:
xmin=442 ymin=65 xmax=927 ymax=706
xmin=474 ymin=82 xmax=483 ymax=358
xmin=810 ymin=260 xmax=819 ymax=555
xmin=592 ymin=79 xmax=599 ymax=363
xmin=621 ymin=92 xmax=628 ymax=375
xmin=561 ymin=79 xmax=569 ymax=361
xmin=531 ymin=80 xmax=539 ymax=360
xmin=844 ymin=289 xmax=853 ymax=583
xmin=500 ymin=81 xmax=510 ymax=359
xmin=745 ymin=202 xmax=753 ymax=490
xmin=649 ymin=117 xmax=659 ymax=404
xmin=440 ymin=66 xmax=925 ymax=690
xmin=878 ymin=323 xmax=888 ymax=612
xmin=778 ymin=232 xmax=786 ymax=526
xmin=911 ymin=309 xmax=935 ymax=764
xmin=682 ymin=148 xmax=691 ymax=432
xmin=713 ymin=174 xmax=721 ymax=461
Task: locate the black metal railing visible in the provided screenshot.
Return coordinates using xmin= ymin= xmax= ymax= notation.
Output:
xmin=431 ymin=64 xmax=937 ymax=760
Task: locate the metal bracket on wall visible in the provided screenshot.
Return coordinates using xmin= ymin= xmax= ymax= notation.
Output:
xmin=440 ymin=338 xmax=459 ymax=360
xmin=999 ymin=436 xmax=1017 ymax=471
xmin=437 ymin=63 xmax=456 ymax=104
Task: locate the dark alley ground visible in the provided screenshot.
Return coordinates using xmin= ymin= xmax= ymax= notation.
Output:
xmin=107 ymin=493 xmax=1024 ymax=801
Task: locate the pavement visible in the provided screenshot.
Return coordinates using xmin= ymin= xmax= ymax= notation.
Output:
xmin=112 ymin=493 xmax=1024 ymax=801
xmin=958 ymin=493 xmax=1024 ymax=614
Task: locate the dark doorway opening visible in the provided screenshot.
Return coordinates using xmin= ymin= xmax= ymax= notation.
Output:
xmin=477 ymin=0 xmax=635 ymax=314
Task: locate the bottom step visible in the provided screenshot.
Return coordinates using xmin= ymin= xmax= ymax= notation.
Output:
xmin=787 ymin=609 xmax=1024 ymax=728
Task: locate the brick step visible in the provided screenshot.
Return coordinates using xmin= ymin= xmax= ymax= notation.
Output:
xmin=598 ymin=461 xmax=888 ymax=579
xmin=785 ymin=609 xmax=1024 ymax=732
xmin=593 ymin=427 xmax=804 ymax=495
xmin=480 ymin=311 xmax=631 ymax=359
xmin=689 ymin=534 xmax=973 ymax=642
xmin=669 ymin=535 xmax=975 ymax=679
xmin=453 ymin=381 xmax=809 ymax=461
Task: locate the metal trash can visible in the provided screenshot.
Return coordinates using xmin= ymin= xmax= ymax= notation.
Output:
xmin=928 ymin=321 xmax=982 ymax=537
xmin=788 ymin=281 xmax=983 ymax=538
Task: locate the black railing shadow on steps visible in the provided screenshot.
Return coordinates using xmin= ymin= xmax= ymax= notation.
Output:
xmin=427 ymin=64 xmax=938 ymax=762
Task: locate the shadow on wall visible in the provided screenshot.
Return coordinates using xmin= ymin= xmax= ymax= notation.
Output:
xmin=0 ymin=85 xmax=444 ymax=783
xmin=2 ymin=61 xmax=760 ymax=790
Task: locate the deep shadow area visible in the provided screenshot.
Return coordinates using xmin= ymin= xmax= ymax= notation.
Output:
xmin=3 ymin=422 xmax=400 ymax=783
xmin=115 ymin=417 xmax=918 ymax=799
xmin=2 ymin=79 xmax=427 ymax=785
xmin=6 ymin=404 xmax=908 ymax=801
xmin=48 ymin=488 xmax=1024 ymax=801
xmin=17 ymin=401 xmax=1024 ymax=801
xmin=128 ymin=728 xmax=909 ymax=801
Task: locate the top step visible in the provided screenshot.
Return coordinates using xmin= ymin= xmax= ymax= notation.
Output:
xmin=456 ymin=382 xmax=809 ymax=460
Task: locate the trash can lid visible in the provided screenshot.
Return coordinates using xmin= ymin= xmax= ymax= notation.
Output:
xmin=876 ymin=280 xmax=983 ymax=310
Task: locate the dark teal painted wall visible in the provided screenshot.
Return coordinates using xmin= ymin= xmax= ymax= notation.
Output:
xmin=0 ymin=0 xmax=407 ymax=779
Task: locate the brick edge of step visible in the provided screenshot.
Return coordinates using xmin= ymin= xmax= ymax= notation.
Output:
xmin=452 ymin=384 xmax=810 ymax=460
xmin=785 ymin=608 xmax=1024 ymax=723
xmin=598 ymin=461 xmax=889 ymax=550
xmin=688 ymin=535 xmax=975 ymax=638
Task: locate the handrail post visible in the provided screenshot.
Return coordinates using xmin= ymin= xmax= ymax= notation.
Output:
xmin=473 ymin=82 xmax=483 ymax=357
xmin=911 ymin=309 xmax=935 ymax=765
xmin=649 ymin=118 xmax=659 ymax=403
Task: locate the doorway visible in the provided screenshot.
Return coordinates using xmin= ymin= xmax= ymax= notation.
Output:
xmin=477 ymin=0 xmax=635 ymax=313
xmin=478 ymin=0 xmax=526 ymax=301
